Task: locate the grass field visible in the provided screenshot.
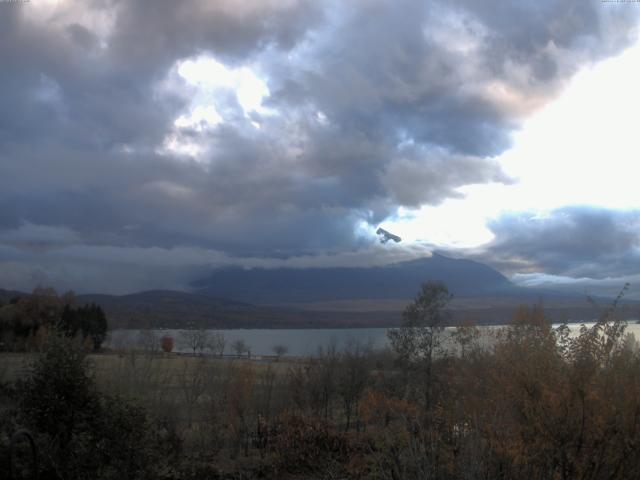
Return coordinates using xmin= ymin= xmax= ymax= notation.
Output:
xmin=1 ymin=349 xmax=302 ymax=437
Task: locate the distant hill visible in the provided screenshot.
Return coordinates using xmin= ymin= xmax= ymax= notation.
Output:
xmin=3 ymin=254 xmax=637 ymax=329
xmin=76 ymin=289 xmax=639 ymax=329
xmin=77 ymin=290 xmax=272 ymax=329
xmin=78 ymin=290 xmax=252 ymax=313
xmin=2 ymin=285 xmax=637 ymax=330
xmin=74 ymin=290 xmax=399 ymax=329
xmin=0 ymin=288 xmax=23 ymax=302
xmin=192 ymin=254 xmax=520 ymax=303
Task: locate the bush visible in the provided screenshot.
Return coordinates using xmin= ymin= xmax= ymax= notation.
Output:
xmin=12 ymin=334 xmax=176 ymax=479
xmin=161 ymin=335 xmax=174 ymax=353
xmin=270 ymin=412 xmax=348 ymax=475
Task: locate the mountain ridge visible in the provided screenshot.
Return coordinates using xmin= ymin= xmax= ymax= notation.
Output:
xmin=3 ymin=255 xmax=635 ymax=329
xmin=192 ymin=253 xmax=520 ymax=303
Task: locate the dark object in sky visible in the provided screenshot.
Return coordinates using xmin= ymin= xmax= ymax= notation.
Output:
xmin=376 ymin=227 xmax=401 ymax=244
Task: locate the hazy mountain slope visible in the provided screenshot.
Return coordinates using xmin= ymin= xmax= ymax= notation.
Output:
xmin=3 ymin=285 xmax=637 ymax=330
xmin=77 ymin=290 xmax=638 ymax=329
xmin=192 ymin=254 xmax=518 ymax=303
xmin=76 ymin=290 xmax=269 ymax=329
xmin=3 ymin=254 xmax=635 ymax=329
xmin=0 ymin=288 xmax=23 ymax=302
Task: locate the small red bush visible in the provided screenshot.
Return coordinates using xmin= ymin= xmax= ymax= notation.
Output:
xmin=160 ymin=335 xmax=174 ymax=353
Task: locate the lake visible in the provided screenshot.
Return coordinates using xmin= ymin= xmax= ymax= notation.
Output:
xmin=107 ymin=321 xmax=640 ymax=357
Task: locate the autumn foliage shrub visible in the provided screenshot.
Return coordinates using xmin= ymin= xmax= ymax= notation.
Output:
xmin=161 ymin=335 xmax=174 ymax=353
xmin=270 ymin=411 xmax=349 ymax=475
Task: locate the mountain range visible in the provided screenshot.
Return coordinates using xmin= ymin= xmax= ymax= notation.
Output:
xmin=2 ymin=254 xmax=636 ymax=328
xmin=192 ymin=253 xmax=521 ymax=303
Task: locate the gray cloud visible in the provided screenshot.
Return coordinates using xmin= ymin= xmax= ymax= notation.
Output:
xmin=0 ymin=241 xmax=431 ymax=295
xmin=475 ymin=207 xmax=640 ymax=278
xmin=0 ymin=0 xmax=638 ymax=292
xmin=381 ymin=151 xmax=511 ymax=207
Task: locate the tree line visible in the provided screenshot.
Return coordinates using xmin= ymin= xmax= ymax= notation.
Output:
xmin=0 ymin=287 xmax=108 ymax=352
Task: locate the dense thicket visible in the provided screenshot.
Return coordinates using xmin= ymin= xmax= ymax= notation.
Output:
xmin=1 ymin=335 xmax=176 ymax=479
xmin=2 ymin=282 xmax=640 ymax=479
xmin=0 ymin=288 xmax=107 ymax=351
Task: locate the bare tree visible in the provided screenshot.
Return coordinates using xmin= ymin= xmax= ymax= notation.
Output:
xmin=231 ymin=339 xmax=249 ymax=358
xmin=177 ymin=357 xmax=208 ymax=427
xmin=387 ymin=281 xmax=451 ymax=411
xmin=180 ymin=326 xmax=210 ymax=355
xmin=207 ymin=332 xmax=226 ymax=357
xmin=137 ymin=329 xmax=160 ymax=355
xmin=271 ymin=344 xmax=288 ymax=361
xmin=228 ymin=364 xmax=255 ymax=458
xmin=338 ymin=338 xmax=372 ymax=431
xmin=301 ymin=341 xmax=339 ymax=422
xmin=451 ymin=321 xmax=481 ymax=359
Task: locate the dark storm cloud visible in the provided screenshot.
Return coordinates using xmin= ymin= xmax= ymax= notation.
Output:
xmin=107 ymin=0 xmax=324 ymax=68
xmin=477 ymin=207 xmax=640 ymax=278
xmin=267 ymin=0 xmax=637 ymax=155
xmin=0 ymin=0 xmax=638 ymax=291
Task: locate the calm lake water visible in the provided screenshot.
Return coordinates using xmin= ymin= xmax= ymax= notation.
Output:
xmin=107 ymin=321 xmax=640 ymax=357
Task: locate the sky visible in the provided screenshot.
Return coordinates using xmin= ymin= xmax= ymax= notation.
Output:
xmin=1 ymin=0 xmax=639 ymax=296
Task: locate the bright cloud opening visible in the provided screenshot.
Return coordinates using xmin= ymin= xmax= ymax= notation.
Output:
xmin=383 ymin=38 xmax=640 ymax=251
xmin=499 ymin=39 xmax=640 ymax=212
xmin=159 ymin=56 xmax=272 ymax=159
xmin=177 ymin=56 xmax=271 ymax=117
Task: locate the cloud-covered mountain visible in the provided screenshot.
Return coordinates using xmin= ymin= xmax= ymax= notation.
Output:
xmin=192 ymin=253 xmax=518 ymax=303
xmin=5 ymin=252 xmax=636 ymax=329
xmin=448 ymin=206 xmax=640 ymax=299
